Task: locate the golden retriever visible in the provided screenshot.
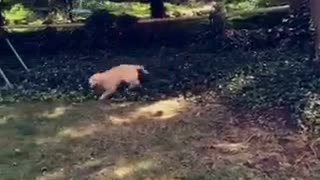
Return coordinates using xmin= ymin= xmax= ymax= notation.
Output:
xmin=89 ymin=64 xmax=149 ymax=100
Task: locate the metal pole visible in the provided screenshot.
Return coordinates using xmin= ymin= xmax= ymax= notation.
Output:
xmin=5 ymin=38 xmax=30 ymax=72
xmin=0 ymin=67 xmax=13 ymax=89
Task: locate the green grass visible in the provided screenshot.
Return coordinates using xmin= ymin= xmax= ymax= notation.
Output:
xmin=0 ymin=97 xmax=317 ymax=179
xmin=187 ymin=168 xmax=266 ymax=180
xmin=0 ymin=100 xmax=268 ymax=179
xmin=0 ymin=102 xmax=84 ymax=179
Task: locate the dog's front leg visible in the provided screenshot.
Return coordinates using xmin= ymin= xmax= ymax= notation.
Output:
xmin=99 ymin=91 xmax=111 ymax=100
xmin=98 ymin=92 xmax=108 ymax=100
xmin=99 ymin=88 xmax=116 ymax=100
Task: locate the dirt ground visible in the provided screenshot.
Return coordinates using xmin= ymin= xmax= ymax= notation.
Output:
xmin=0 ymin=92 xmax=320 ymax=180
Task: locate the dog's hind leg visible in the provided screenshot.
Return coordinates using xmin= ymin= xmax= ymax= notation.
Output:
xmin=128 ymin=79 xmax=141 ymax=89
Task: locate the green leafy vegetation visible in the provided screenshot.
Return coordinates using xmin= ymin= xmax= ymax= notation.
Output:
xmin=85 ymin=1 xmax=203 ymax=18
xmin=3 ymin=3 xmax=41 ymax=25
xmin=2 ymin=1 xmax=202 ymax=26
xmin=2 ymin=0 xmax=284 ymax=26
xmin=224 ymin=0 xmax=288 ymax=13
xmin=225 ymin=0 xmax=261 ymax=12
xmin=212 ymin=49 xmax=320 ymax=129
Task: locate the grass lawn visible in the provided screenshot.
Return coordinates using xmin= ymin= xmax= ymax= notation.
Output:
xmin=0 ymin=96 xmax=319 ymax=180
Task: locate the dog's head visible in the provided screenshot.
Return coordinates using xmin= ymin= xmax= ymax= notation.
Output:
xmin=88 ymin=73 xmax=102 ymax=88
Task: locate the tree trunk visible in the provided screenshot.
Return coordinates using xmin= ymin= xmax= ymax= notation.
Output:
xmin=48 ymin=0 xmax=74 ymax=22
xmin=289 ymin=0 xmax=300 ymax=12
xmin=0 ymin=0 xmax=4 ymax=27
xmin=150 ymin=0 xmax=166 ymax=18
xmin=310 ymin=0 xmax=320 ymax=62
xmin=0 ymin=0 xmax=5 ymax=39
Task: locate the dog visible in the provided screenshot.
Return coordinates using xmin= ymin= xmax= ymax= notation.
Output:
xmin=88 ymin=64 xmax=149 ymax=100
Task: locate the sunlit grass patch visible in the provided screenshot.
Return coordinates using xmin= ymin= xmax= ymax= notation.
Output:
xmin=113 ymin=159 xmax=156 ymax=178
xmin=57 ymin=123 xmax=99 ymax=139
xmin=0 ymin=114 xmax=16 ymax=125
xmin=39 ymin=106 xmax=73 ymax=119
xmin=36 ymin=170 xmax=66 ymax=180
xmin=109 ymin=97 xmax=190 ymax=125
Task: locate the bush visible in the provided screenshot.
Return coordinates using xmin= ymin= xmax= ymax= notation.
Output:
xmin=3 ymin=3 xmax=38 ymax=25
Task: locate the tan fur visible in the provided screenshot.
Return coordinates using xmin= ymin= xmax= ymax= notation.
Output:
xmin=89 ymin=64 xmax=149 ymax=100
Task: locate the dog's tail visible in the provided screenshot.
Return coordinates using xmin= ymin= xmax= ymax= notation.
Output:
xmin=137 ymin=65 xmax=149 ymax=74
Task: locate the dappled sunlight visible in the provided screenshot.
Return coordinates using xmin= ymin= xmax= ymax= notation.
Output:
xmin=36 ymin=123 xmax=100 ymax=144
xmin=135 ymin=98 xmax=188 ymax=119
xmin=109 ymin=116 xmax=132 ymax=125
xmin=0 ymin=114 xmax=17 ymax=125
xmin=35 ymin=169 xmax=66 ymax=180
xmin=300 ymin=93 xmax=320 ymax=126
xmin=75 ymin=159 xmax=103 ymax=170
xmin=38 ymin=106 xmax=73 ymax=119
xmin=0 ymin=116 xmax=8 ymax=125
xmin=113 ymin=160 xmax=156 ymax=178
xmin=109 ymin=98 xmax=190 ymax=125
xmin=0 ymin=106 xmax=18 ymax=125
xmin=210 ymin=142 xmax=249 ymax=154
xmin=2 ymin=99 xmax=319 ymax=180
xmin=225 ymin=74 xmax=255 ymax=94
xmin=91 ymin=159 xmax=157 ymax=180
xmin=40 ymin=98 xmax=190 ymax=141
xmin=35 ymin=136 xmax=64 ymax=145
xmin=57 ymin=124 xmax=99 ymax=139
